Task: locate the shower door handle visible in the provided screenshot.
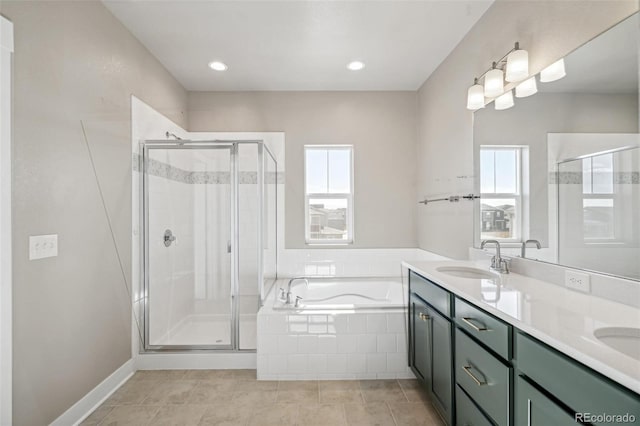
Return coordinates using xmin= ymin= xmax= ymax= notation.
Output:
xmin=227 ymin=240 xmax=232 ymax=253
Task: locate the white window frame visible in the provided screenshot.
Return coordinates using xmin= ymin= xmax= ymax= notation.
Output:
xmin=479 ymin=146 xmax=525 ymax=244
xmin=304 ymin=145 xmax=354 ymax=245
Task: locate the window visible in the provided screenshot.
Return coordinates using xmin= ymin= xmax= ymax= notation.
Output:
xmin=479 ymin=146 xmax=525 ymax=242
xmin=304 ymin=146 xmax=353 ymax=244
xmin=582 ymin=153 xmax=615 ymax=240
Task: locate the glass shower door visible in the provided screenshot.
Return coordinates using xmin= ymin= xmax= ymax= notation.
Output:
xmin=144 ymin=144 xmax=234 ymax=350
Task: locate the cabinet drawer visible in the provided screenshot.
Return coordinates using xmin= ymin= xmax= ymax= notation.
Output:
xmin=409 ymin=271 xmax=451 ymax=317
xmin=456 ymin=330 xmax=511 ymax=426
xmin=455 ymin=297 xmax=511 ymax=360
xmin=516 ymin=333 xmax=640 ymax=424
xmin=456 ymin=385 xmax=493 ymax=426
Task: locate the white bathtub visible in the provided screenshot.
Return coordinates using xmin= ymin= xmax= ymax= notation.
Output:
xmin=272 ymin=277 xmax=405 ymax=310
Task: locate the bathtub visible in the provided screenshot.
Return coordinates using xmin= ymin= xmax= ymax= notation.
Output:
xmin=257 ymin=276 xmax=412 ymax=380
xmin=272 ymin=277 xmax=405 ymax=310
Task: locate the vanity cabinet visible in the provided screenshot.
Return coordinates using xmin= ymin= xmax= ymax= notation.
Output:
xmin=515 ymin=375 xmax=575 ymax=426
xmin=454 ymin=297 xmax=513 ymax=426
xmin=408 ymin=271 xmax=453 ymax=425
xmin=406 ymin=267 xmax=640 ymax=426
xmin=515 ymin=332 xmax=640 ymax=426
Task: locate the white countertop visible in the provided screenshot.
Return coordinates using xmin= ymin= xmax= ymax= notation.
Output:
xmin=402 ymin=260 xmax=640 ymax=395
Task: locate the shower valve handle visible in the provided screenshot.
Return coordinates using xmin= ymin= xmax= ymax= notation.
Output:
xmin=163 ymin=229 xmax=176 ymax=247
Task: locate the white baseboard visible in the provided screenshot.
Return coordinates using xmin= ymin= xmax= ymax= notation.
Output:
xmin=50 ymin=359 xmax=135 ymax=426
xmin=136 ymin=352 xmax=256 ymax=370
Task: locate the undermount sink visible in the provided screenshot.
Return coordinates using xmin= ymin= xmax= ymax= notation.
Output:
xmin=436 ymin=266 xmax=498 ymax=280
xmin=594 ymin=327 xmax=640 ymax=361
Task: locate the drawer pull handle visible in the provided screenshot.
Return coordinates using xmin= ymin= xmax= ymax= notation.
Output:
xmin=419 ymin=312 xmax=430 ymax=321
xmin=462 ymin=365 xmax=487 ymax=386
xmin=462 ymin=317 xmax=488 ymax=332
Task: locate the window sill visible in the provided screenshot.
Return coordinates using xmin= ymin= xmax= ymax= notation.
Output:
xmin=305 ymin=241 xmax=354 ymax=246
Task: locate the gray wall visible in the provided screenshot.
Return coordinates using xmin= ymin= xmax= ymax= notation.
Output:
xmin=474 ymin=92 xmax=639 ymax=246
xmin=416 ymin=0 xmax=639 ymax=259
xmin=189 ymin=91 xmax=418 ymax=249
xmin=1 ymin=1 xmax=187 ymax=424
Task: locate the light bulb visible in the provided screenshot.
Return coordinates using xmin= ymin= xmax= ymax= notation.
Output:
xmin=208 ymin=61 xmax=228 ymax=71
xmin=495 ymin=90 xmax=514 ymax=110
xmin=484 ymin=68 xmax=504 ymax=98
xmin=540 ymin=58 xmax=566 ymax=82
xmin=505 ymin=49 xmax=529 ymax=82
xmin=467 ymin=83 xmax=485 ymax=110
xmin=515 ymin=76 xmax=538 ymax=98
xmin=347 ymin=61 xmax=365 ymax=71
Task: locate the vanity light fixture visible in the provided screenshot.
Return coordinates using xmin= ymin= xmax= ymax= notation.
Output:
xmin=466 ymin=42 xmax=528 ymax=110
xmin=208 ymin=61 xmax=228 ymax=71
xmin=495 ymin=90 xmax=514 ymax=110
xmin=347 ymin=61 xmax=365 ymax=71
xmin=467 ymin=79 xmax=485 ymax=110
xmin=515 ymin=76 xmax=538 ymax=98
xmin=540 ymin=58 xmax=566 ymax=82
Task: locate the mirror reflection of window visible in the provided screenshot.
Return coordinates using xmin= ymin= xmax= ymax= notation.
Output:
xmin=479 ymin=146 xmax=528 ymax=242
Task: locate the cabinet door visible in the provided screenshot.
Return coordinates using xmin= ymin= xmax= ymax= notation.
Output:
xmin=516 ymin=376 xmax=575 ymax=426
xmin=410 ymin=293 xmax=431 ymax=383
xmin=430 ymin=306 xmax=452 ymax=424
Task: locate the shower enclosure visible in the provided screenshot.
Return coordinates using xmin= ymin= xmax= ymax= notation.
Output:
xmin=557 ymin=146 xmax=640 ymax=279
xmin=140 ymin=140 xmax=277 ymax=351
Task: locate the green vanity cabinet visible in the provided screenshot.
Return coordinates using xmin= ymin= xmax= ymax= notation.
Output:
xmin=515 ymin=332 xmax=640 ymax=426
xmin=406 ymin=268 xmax=640 ymax=426
xmin=409 ymin=271 xmax=453 ymax=425
xmin=454 ymin=297 xmax=513 ymax=426
xmin=410 ymin=293 xmax=431 ymax=383
xmin=515 ymin=375 xmax=575 ymax=426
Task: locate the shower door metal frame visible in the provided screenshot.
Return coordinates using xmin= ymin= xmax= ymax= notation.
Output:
xmin=139 ymin=139 xmax=277 ymax=352
xmin=141 ymin=141 xmax=236 ymax=351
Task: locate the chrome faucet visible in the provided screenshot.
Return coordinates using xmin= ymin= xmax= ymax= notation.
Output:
xmin=520 ymin=239 xmax=541 ymax=259
xmin=480 ymin=240 xmax=509 ymax=274
xmin=286 ymin=277 xmax=309 ymax=305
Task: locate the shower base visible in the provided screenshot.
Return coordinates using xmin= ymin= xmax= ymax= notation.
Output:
xmin=153 ymin=314 xmax=256 ymax=349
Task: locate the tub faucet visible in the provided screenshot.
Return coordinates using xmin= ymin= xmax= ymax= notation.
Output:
xmin=286 ymin=277 xmax=309 ymax=305
xmin=480 ymin=240 xmax=509 ymax=274
xmin=520 ymin=239 xmax=541 ymax=259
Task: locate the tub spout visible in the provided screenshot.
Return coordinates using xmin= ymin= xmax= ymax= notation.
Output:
xmin=286 ymin=277 xmax=309 ymax=305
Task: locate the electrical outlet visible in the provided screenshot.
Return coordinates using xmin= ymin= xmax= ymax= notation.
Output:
xmin=565 ymin=270 xmax=590 ymax=293
xmin=29 ymin=234 xmax=58 ymax=260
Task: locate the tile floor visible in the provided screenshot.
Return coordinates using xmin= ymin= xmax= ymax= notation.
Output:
xmin=81 ymin=369 xmax=445 ymax=426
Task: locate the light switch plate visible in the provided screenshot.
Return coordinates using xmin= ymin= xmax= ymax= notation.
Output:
xmin=29 ymin=234 xmax=58 ymax=260
xmin=565 ymin=270 xmax=590 ymax=293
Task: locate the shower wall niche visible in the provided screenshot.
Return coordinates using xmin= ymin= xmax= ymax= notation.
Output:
xmin=140 ymin=140 xmax=277 ymax=351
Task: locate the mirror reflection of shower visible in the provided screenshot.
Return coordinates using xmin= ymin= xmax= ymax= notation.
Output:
xmin=141 ymin=140 xmax=278 ymax=351
xmin=557 ymin=146 xmax=640 ymax=279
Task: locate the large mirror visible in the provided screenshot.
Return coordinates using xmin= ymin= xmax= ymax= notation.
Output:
xmin=473 ymin=13 xmax=639 ymax=280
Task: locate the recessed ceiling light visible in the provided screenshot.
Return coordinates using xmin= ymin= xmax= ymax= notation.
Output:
xmin=347 ymin=61 xmax=365 ymax=71
xmin=208 ymin=61 xmax=228 ymax=71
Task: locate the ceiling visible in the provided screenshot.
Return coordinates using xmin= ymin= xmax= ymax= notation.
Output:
xmin=103 ymin=0 xmax=493 ymax=91
xmin=540 ymin=13 xmax=638 ymax=94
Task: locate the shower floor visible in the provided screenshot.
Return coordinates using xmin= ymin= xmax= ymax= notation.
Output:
xmin=154 ymin=314 xmax=256 ymax=349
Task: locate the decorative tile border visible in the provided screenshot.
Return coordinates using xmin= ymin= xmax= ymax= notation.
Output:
xmin=133 ymin=153 xmax=284 ymax=184
xmin=549 ymin=171 xmax=640 ymax=184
